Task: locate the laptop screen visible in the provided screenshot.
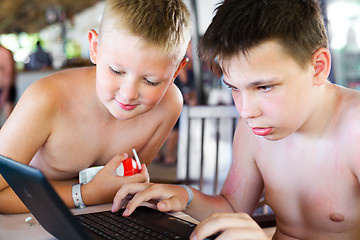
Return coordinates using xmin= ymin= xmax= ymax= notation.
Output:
xmin=0 ymin=155 xmax=89 ymax=239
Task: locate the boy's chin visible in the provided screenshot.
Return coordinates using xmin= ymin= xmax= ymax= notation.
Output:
xmin=112 ymin=109 xmax=149 ymax=120
xmin=260 ymin=131 xmax=290 ymax=141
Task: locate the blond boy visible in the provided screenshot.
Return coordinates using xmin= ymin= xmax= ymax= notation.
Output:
xmin=111 ymin=0 xmax=360 ymax=239
xmin=0 ymin=0 xmax=191 ymax=213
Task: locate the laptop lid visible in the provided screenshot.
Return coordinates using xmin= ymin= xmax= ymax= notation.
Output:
xmin=0 ymin=154 xmax=91 ymax=240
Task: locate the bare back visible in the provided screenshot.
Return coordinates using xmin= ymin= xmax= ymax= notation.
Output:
xmin=223 ymin=84 xmax=360 ymax=239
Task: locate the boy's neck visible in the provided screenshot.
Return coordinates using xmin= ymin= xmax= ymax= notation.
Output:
xmin=293 ymin=81 xmax=338 ymax=140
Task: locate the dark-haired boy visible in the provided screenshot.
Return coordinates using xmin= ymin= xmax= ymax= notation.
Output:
xmin=112 ymin=0 xmax=360 ymax=239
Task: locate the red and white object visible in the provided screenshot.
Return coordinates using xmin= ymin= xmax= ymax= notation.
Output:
xmin=116 ymin=158 xmax=141 ymax=176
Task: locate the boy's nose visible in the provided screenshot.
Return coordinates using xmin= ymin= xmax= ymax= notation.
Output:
xmin=235 ymin=94 xmax=261 ymax=119
xmin=119 ymin=79 xmax=139 ymax=101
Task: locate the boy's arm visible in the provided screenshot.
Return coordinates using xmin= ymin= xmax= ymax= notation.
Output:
xmin=221 ymin=118 xmax=265 ymax=214
xmin=0 ymin=79 xmax=56 ymax=213
xmin=182 ymin=119 xmax=264 ymax=220
xmin=188 ymin=119 xmax=267 ymax=240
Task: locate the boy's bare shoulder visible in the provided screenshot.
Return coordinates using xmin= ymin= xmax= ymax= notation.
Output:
xmin=25 ymin=67 xmax=94 ymax=99
xmin=335 ymin=85 xmax=360 ymax=120
xmin=19 ymin=67 xmax=95 ymax=115
xmin=153 ymin=82 xmax=183 ymax=118
xmin=332 ymin=85 xmax=360 ymax=154
xmin=41 ymin=67 xmax=95 ymax=87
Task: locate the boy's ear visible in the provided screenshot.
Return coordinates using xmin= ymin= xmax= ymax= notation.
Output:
xmin=88 ymin=29 xmax=99 ymax=64
xmin=311 ymin=48 xmax=331 ymax=86
xmin=170 ymin=57 xmax=189 ymax=84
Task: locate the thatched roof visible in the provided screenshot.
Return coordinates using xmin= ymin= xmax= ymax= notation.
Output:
xmin=0 ymin=0 xmax=100 ymax=34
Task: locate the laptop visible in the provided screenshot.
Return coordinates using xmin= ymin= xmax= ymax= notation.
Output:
xmin=0 ymin=155 xmax=217 ymax=240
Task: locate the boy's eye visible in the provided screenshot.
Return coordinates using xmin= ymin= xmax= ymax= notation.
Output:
xmin=258 ymin=85 xmax=273 ymax=92
xmin=223 ymin=80 xmax=239 ymax=91
xmin=226 ymin=85 xmax=239 ymax=91
xmin=144 ymin=78 xmax=160 ymax=86
xmin=109 ymin=67 xmax=124 ymax=75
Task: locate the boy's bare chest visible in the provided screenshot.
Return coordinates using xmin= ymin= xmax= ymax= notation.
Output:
xmin=256 ymin=141 xmax=360 ymax=236
xmin=33 ymin=118 xmax=158 ymax=178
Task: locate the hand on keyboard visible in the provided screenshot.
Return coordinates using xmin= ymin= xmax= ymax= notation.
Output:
xmin=190 ymin=212 xmax=270 ymax=240
xmin=111 ymin=183 xmax=190 ymax=216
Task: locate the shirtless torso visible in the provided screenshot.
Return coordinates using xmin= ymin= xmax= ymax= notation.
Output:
xmin=225 ymin=84 xmax=360 ymax=239
xmin=0 ymin=66 xmax=183 ymax=212
xmin=6 ymin=67 xmax=181 ymax=177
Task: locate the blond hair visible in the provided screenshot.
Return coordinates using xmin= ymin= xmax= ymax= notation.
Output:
xmin=100 ymin=0 xmax=191 ymax=62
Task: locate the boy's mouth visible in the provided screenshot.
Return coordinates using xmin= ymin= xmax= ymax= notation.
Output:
xmin=117 ymin=101 xmax=137 ymax=111
xmin=251 ymin=127 xmax=273 ymax=136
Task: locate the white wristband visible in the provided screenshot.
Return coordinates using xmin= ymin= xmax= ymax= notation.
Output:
xmin=72 ymin=183 xmax=86 ymax=208
xmin=178 ymin=185 xmax=193 ymax=208
xmin=79 ymin=166 xmax=104 ymax=184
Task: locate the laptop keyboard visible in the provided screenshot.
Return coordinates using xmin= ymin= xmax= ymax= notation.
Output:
xmin=77 ymin=211 xmax=186 ymax=240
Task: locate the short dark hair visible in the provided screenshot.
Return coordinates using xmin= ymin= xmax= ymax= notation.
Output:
xmin=199 ymin=0 xmax=329 ymax=72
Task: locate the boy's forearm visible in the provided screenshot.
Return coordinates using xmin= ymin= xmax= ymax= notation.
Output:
xmin=0 ymin=183 xmax=77 ymax=214
xmin=53 ymin=180 xmax=118 ymax=208
xmin=184 ymin=188 xmax=235 ymax=221
xmin=0 ymin=187 xmax=30 ymax=213
xmin=52 ymin=180 xmax=110 ymax=208
xmin=0 ymin=181 xmax=106 ymax=214
xmin=53 ymin=183 xmax=78 ymax=208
